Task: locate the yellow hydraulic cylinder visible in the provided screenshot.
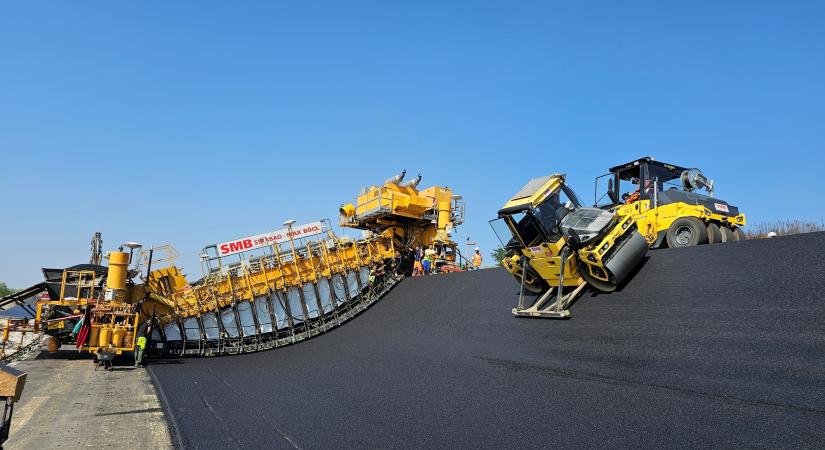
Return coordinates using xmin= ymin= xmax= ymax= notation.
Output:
xmin=107 ymin=251 xmax=130 ymax=290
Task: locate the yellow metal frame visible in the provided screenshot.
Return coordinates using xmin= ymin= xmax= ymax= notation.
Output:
xmin=143 ymin=236 xmax=396 ymax=323
xmin=497 ymin=174 xmax=639 ymax=288
xmin=615 ymin=199 xmax=747 ymax=245
xmin=35 ymin=269 xmax=140 ymax=355
xmin=340 ymin=176 xmax=463 ymax=266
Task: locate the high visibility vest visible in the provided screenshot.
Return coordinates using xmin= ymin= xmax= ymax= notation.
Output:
xmin=137 ymin=336 xmax=147 ymax=349
xmin=473 ymin=254 xmax=482 ymax=267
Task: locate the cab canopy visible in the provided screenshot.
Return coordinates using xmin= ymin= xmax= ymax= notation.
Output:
xmin=609 ymin=156 xmax=688 ymax=183
xmin=498 ymin=174 xmax=566 ymax=216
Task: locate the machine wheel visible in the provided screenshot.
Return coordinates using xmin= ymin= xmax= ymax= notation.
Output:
xmin=731 ymin=227 xmax=746 ymax=242
xmin=520 ymin=265 xmax=548 ymax=295
xmin=666 ymin=217 xmax=708 ymax=248
xmin=720 ymin=226 xmax=735 ymax=243
xmin=707 ymin=222 xmax=723 ymax=244
xmin=579 ymin=263 xmax=617 ymax=293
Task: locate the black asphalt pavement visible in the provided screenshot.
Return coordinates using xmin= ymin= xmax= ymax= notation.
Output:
xmin=150 ymin=232 xmax=825 ymax=449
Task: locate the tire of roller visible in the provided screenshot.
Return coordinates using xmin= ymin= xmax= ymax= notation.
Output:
xmin=707 ymin=222 xmax=723 ymax=244
xmin=666 ymin=217 xmax=708 ymax=248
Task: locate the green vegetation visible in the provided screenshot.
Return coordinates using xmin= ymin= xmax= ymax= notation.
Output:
xmin=0 ymin=282 xmax=18 ymax=297
xmin=491 ymin=246 xmax=508 ymax=266
xmin=745 ymin=220 xmax=825 ymax=239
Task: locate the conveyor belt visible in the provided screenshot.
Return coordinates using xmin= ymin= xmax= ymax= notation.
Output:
xmin=150 ymin=232 xmax=825 ymax=448
xmin=0 ymin=281 xmax=45 ymax=316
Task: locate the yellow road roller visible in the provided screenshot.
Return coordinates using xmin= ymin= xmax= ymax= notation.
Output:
xmin=490 ymin=174 xmax=648 ymax=318
xmin=595 ymin=157 xmax=747 ymax=247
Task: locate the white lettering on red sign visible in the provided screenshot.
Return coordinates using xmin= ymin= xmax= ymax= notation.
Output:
xmin=714 ymin=203 xmax=729 ymax=213
xmin=216 ymin=221 xmax=325 ymax=257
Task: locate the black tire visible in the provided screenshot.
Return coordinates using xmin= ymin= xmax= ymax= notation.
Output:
xmin=666 ymin=217 xmax=708 ymax=248
xmin=707 ymin=222 xmax=723 ymax=244
xmin=732 ymin=227 xmax=746 ymax=242
xmin=721 ymin=226 xmax=735 ymax=243
xmin=521 ymin=265 xmax=548 ymax=295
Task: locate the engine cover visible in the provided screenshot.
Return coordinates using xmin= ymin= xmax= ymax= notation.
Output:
xmin=559 ymin=208 xmax=616 ymax=247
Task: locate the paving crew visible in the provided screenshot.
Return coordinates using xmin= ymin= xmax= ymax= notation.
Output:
xmin=472 ymin=248 xmax=483 ymax=270
xmin=135 ymin=321 xmax=152 ymax=368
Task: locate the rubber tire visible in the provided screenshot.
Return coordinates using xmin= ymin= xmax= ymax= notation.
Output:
xmin=721 ymin=226 xmax=735 ymax=243
xmin=666 ymin=217 xmax=708 ymax=248
xmin=707 ymin=222 xmax=723 ymax=244
xmin=732 ymin=227 xmax=746 ymax=242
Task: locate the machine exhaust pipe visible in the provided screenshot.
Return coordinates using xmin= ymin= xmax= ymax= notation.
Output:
xmin=384 ymin=170 xmax=406 ymax=185
xmin=403 ymin=173 xmax=422 ymax=189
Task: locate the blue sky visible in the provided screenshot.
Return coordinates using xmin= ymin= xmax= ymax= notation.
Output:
xmin=1 ymin=1 xmax=824 ymax=286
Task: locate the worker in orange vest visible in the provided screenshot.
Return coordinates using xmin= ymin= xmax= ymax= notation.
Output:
xmin=472 ymin=248 xmax=483 ymax=270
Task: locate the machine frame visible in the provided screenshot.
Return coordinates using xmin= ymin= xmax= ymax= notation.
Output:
xmin=491 ymin=174 xmax=647 ymax=318
xmin=596 ymin=157 xmax=746 ymax=247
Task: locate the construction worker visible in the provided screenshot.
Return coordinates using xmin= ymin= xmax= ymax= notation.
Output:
xmin=413 ymin=245 xmax=423 ymax=262
xmin=135 ymin=321 xmax=151 ymax=368
xmin=424 ymin=245 xmax=436 ymax=274
xmin=421 ymin=254 xmax=431 ymax=275
xmin=472 ymin=248 xmax=483 ymax=270
xmin=413 ymin=258 xmax=424 ymax=276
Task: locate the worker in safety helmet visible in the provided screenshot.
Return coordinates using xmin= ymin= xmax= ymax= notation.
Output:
xmin=472 ymin=248 xmax=483 ymax=270
xmin=135 ymin=321 xmax=152 ymax=368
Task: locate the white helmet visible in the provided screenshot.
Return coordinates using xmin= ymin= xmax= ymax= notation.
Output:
xmin=767 ymin=231 xmax=777 ymax=238
xmin=475 ymin=247 xmax=480 ymax=251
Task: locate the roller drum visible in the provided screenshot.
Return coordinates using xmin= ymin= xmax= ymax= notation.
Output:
xmin=604 ymin=231 xmax=648 ymax=286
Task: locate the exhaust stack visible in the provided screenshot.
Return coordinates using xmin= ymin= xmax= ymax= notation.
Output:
xmin=384 ymin=170 xmax=406 ymax=185
xmin=403 ymin=173 xmax=422 ymax=189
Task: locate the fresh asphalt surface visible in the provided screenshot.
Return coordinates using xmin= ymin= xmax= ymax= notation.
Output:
xmin=150 ymin=232 xmax=825 ymax=449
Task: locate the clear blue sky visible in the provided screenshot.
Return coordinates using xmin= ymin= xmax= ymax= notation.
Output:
xmin=2 ymin=1 xmax=824 ymax=286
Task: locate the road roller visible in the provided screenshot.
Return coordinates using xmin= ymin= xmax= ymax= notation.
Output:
xmin=490 ymin=174 xmax=648 ymax=318
xmin=594 ymin=156 xmax=747 ymax=247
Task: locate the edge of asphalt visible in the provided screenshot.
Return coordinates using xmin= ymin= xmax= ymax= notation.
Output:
xmin=148 ymin=365 xmax=186 ymax=449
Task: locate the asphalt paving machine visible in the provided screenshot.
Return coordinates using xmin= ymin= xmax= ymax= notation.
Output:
xmin=28 ymin=171 xmax=461 ymax=360
xmin=339 ymin=170 xmax=465 ymax=273
xmin=490 ymin=174 xmax=648 ymax=318
xmin=34 ymin=224 xmax=401 ymax=360
xmin=595 ymin=157 xmax=747 ymax=248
